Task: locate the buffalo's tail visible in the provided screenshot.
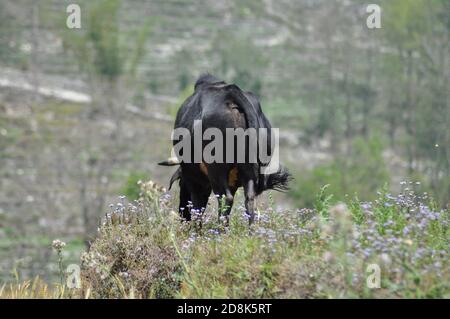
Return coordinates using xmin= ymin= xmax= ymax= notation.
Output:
xmin=257 ymin=166 xmax=292 ymax=195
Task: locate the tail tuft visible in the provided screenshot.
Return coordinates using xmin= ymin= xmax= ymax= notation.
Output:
xmin=257 ymin=166 xmax=292 ymax=195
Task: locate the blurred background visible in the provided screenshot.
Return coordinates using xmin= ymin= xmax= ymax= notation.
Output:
xmin=0 ymin=0 xmax=448 ymax=283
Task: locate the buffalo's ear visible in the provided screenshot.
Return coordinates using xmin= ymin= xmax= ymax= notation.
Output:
xmin=168 ymin=167 xmax=182 ymax=190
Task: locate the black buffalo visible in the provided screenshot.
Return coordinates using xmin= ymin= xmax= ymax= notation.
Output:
xmin=159 ymin=74 xmax=291 ymax=225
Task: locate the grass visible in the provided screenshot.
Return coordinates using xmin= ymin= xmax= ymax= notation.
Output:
xmin=1 ymin=181 xmax=448 ymax=299
xmin=0 ymin=270 xmax=67 ymax=299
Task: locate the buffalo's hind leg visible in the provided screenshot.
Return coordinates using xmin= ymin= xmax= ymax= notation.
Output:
xmin=243 ymin=179 xmax=256 ymax=225
xmin=178 ymin=178 xmax=192 ymax=221
xmin=206 ymin=164 xmax=238 ymax=227
xmin=210 ymin=178 xmax=235 ymax=226
xmin=238 ymin=165 xmax=257 ymax=226
xmin=191 ymin=184 xmax=211 ymax=226
xmin=216 ymin=189 xmax=235 ymax=227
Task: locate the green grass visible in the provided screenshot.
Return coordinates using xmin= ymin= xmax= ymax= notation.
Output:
xmin=2 ymin=181 xmax=448 ymax=299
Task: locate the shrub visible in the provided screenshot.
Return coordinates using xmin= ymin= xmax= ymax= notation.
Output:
xmin=79 ymin=180 xmax=449 ymax=298
xmin=80 ymin=193 xmax=180 ymax=298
